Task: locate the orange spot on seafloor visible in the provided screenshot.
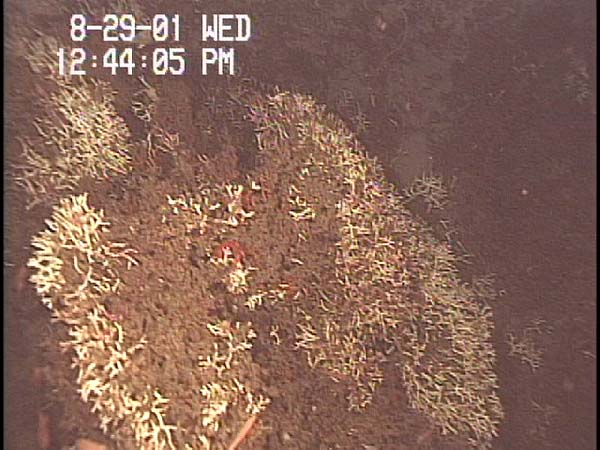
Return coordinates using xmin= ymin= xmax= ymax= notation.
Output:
xmin=76 ymin=438 xmax=109 ymax=450
xmin=15 ymin=264 xmax=29 ymax=294
xmin=38 ymin=411 xmax=52 ymax=450
xmin=32 ymin=367 xmax=49 ymax=387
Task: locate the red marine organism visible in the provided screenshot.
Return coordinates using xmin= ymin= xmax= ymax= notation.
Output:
xmin=217 ymin=240 xmax=246 ymax=265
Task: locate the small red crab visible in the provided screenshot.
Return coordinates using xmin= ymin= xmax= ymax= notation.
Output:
xmin=217 ymin=240 xmax=246 ymax=265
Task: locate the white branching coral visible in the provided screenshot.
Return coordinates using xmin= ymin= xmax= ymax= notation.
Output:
xmin=36 ymin=78 xmax=133 ymax=178
xmin=249 ymin=91 xmax=504 ymax=447
xmin=196 ymin=321 xmax=269 ymax=444
xmin=20 ymin=33 xmax=72 ymax=83
xmin=28 ymin=193 xmax=113 ymax=310
xmin=28 ymin=193 xmax=178 ymax=449
xmin=13 ymin=77 xmax=133 ymax=208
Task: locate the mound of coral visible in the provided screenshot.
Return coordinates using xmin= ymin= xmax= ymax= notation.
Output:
xmin=25 ymin=76 xmax=503 ymax=448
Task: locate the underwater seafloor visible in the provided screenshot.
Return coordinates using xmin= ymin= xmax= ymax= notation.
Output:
xmin=5 ymin=0 xmax=596 ymax=449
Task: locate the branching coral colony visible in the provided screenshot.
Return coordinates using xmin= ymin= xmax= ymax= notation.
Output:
xmin=247 ymin=91 xmax=504 ymax=447
xmin=25 ymin=81 xmax=501 ymax=447
xmin=12 ymin=33 xmax=133 ymax=209
xmin=30 ymin=186 xmax=270 ymax=449
xmin=156 ymin=183 xmax=270 ymax=448
xmin=27 ymin=194 xmax=179 ymax=449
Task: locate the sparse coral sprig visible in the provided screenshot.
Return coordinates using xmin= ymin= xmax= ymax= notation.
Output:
xmin=403 ymin=173 xmax=450 ymax=211
xmin=12 ymin=138 xmax=80 ymax=209
xmin=196 ymin=321 xmax=269 ymax=445
xmin=132 ymin=76 xmax=159 ymax=124
xmin=131 ymin=77 xmax=184 ymax=164
xmin=220 ymin=183 xmax=257 ymax=227
xmin=244 ymin=288 xmax=287 ymax=310
xmin=165 ymin=182 xmax=261 ymax=297
xmin=166 ymin=181 xmax=259 ymax=234
xmin=506 ymin=318 xmax=553 ymax=372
